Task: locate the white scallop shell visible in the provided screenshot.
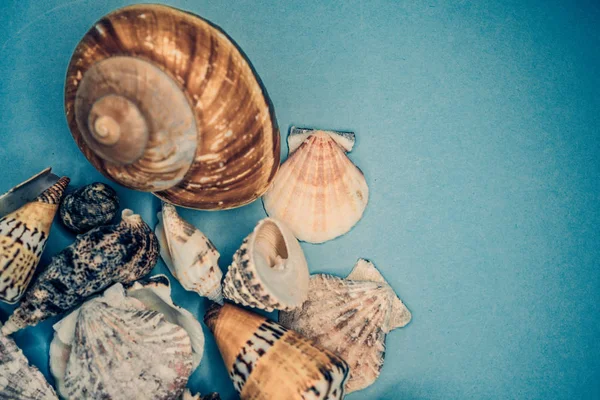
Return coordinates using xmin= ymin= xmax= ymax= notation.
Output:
xmin=279 ymin=259 xmax=411 ymax=393
xmin=222 ymin=218 xmax=309 ymax=311
xmin=156 ymin=203 xmax=222 ymax=303
xmin=263 ymin=127 xmax=368 ymax=243
xmin=0 ymin=333 xmax=58 ymax=399
xmin=49 ymin=276 xmax=204 ymax=400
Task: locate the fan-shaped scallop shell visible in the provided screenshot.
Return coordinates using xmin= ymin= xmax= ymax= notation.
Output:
xmin=0 ymin=175 xmax=69 ymax=303
xmin=0 ymin=333 xmax=58 ymax=399
xmin=156 ymin=203 xmax=222 ymax=303
xmin=49 ymin=279 xmax=202 ymax=400
xmin=222 ymin=218 xmax=308 ymax=311
xmin=59 ymin=182 xmax=119 ymax=233
xmin=205 ymin=303 xmax=349 ymax=399
xmin=263 ymin=127 xmax=368 ymax=243
xmin=2 ymin=209 xmax=159 ymax=335
xmin=279 ymin=259 xmax=412 ymax=393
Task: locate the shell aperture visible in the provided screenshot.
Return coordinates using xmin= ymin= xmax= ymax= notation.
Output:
xmin=279 ymin=259 xmax=412 ymax=393
xmin=0 ymin=176 xmax=69 ymax=304
xmin=1 ymin=209 xmax=158 ymax=335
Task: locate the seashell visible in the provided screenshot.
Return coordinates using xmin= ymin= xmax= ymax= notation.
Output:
xmin=0 ymin=333 xmax=58 ymax=399
xmin=279 ymin=259 xmax=412 ymax=393
xmin=155 ymin=203 xmax=222 ymax=303
xmin=1 ymin=209 xmax=159 ymax=335
xmin=263 ymin=126 xmax=369 ymax=243
xmin=222 ymin=218 xmax=309 ymax=311
xmin=0 ymin=176 xmax=69 ymax=303
xmin=65 ymin=4 xmax=280 ymax=210
xmin=49 ymin=278 xmax=201 ymax=400
xmin=181 ymin=390 xmax=221 ymax=400
xmin=59 ymin=182 xmax=119 ymax=233
xmin=204 ymin=302 xmax=350 ymax=399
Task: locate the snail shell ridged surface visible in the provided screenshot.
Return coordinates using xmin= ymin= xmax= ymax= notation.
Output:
xmin=65 ymin=4 xmax=280 ymax=210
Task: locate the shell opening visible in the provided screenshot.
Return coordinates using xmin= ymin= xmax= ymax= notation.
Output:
xmin=254 ymin=220 xmax=289 ymax=271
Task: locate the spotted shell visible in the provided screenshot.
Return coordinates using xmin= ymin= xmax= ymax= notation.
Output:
xmin=59 ymin=182 xmax=119 ymax=233
xmin=205 ymin=303 xmax=349 ymax=399
xmin=65 ymin=4 xmax=280 ymax=210
xmin=0 ymin=334 xmax=58 ymax=399
xmin=1 ymin=209 xmax=159 ymax=335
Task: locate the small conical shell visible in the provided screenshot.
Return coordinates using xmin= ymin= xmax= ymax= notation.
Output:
xmin=279 ymin=259 xmax=412 ymax=393
xmin=263 ymin=127 xmax=368 ymax=243
xmin=156 ymin=203 xmax=222 ymax=303
xmin=0 ymin=176 xmax=69 ymax=303
xmin=59 ymin=182 xmax=119 ymax=233
xmin=0 ymin=333 xmax=58 ymax=399
xmin=2 ymin=209 xmax=159 ymax=335
xmin=49 ymin=281 xmax=194 ymax=400
xmin=204 ymin=303 xmax=349 ymax=399
xmin=222 ymin=218 xmax=309 ymax=311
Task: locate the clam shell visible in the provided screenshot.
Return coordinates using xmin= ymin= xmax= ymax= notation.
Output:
xmin=279 ymin=259 xmax=412 ymax=393
xmin=0 ymin=176 xmax=69 ymax=303
xmin=59 ymin=182 xmax=119 ymax=233
xmin=222 ymin=218 xmax=309 ymax=311
xmin=263 ymin=127 xmax=368 ymax=243
xmin=1 ymin=209 xmax=159 ymax=335
xmin=156 ymin=203 xmax=223 ymax=303
xmin=205 ymin=303 xmax=349 ymax=399
xmin=0 ymin=334 xmax=58 ymax=399
xmin=49 ymin=281 xmax=195 ymax=400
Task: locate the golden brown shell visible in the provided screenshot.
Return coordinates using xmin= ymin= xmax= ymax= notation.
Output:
xmin=65 ymin=4 xmax=280 ymax=210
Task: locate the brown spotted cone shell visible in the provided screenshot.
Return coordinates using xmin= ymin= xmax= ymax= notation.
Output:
xmin=65 ymin=4 xmax=280 ymax=210
xmin=205 ymin=303 xmax=349 ymax=400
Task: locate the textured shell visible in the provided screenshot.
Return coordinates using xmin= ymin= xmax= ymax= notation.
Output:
xmin=1 ymin=209 xmax=159 ymax=335
xmin=59 ymin=182 xmax=119 ymax=233
xmin=205 ymin=303 xmax=349 ymax=400
xmin=0 ymin=334 xmax=58 ymax=400
xmin=49 ymin=283 xmax=193 ymax=400
xmin=279 ymin=259 xmax=412 ymax=393
xmin=65 ymin=4 xmax=280 ymax=210
xmin=0 ymin=177 xmax=69 ymax=304
xmin=156 ymin=203 xmax=222 ymax=303
xmin=263 ymin=127 xmax=369 ymax=243
xmin=222 ymin=218 xmax=309 ymax=312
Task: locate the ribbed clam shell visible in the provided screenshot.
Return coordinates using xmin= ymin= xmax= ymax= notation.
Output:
xmin=0 ymin=334 xmax=58 ymax=400
xmin=2 ymin=209 xmax=158 ymax=335
xmin=156 ymin=203 xmax=222 ymax=303
xmin=205 ymin=303 xmax=349 ymax=400
xmin=263 ymin=127 xmax=368 ymax=243
xmin=49 ymin=284 xmax=193 ymax=400
xmin=59 ymin=182 xmax=119 ymax=233
xmin=279 ymin=259 xmax=412 ymax=393
xmin=223 ymin=218 xmax=309 ymax=312
xmin=0 ymin=176 xmax=69 ymax=303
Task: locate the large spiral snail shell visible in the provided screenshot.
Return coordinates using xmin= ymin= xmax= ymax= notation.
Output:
xmin=65 ymin=4 xmax=280 ymax=210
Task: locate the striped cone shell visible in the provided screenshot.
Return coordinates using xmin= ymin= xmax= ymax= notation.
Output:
xmin=222 ymin=218 xmax=308 ymax=312
xmin=205 ymin=303 xmax=349 ymax=400
xmin=0 ymin=176 xmax=69 ymax=303
xmin=263 ymin=127 xmax=368 ymax=243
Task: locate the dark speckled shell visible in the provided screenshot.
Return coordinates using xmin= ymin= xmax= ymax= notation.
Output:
xmin=60 ymin=182 xmax=119 ymax=233
xmin=1 ymin=210 xmax=158 ymax=335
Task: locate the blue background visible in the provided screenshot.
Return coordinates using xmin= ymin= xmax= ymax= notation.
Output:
xmin=1 ymin=1 xmax=599 ymax=399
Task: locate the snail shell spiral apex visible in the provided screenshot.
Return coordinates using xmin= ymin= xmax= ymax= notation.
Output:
xmin=66 ymin=4 xmax=280 ymax=210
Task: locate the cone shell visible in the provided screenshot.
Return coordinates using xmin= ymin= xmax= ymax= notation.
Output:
xmin=263 ymin=127 xmax=368 ymax=243
xmin=223 ymin=218 xmax=309 ymax=311
xmin=204 ymin=303 xmax=349 ymax=399
xmin=156 ymin=203 xmax=223 ymax=303
xmin=279 ymin=259 xmax=412 ymax=393
xmin=0 ymin=176 xmax=69 ymax=303
xmin=2 ymin=209 xmax=159 ymax=335
xmin=49 ymin=281 xmax=195 ymax=400
xmin=59 ymin=182 xmax=119 ymax=233
xmin=65 ymin=4 xmax=280 ymax=210
xmin=0 ymin=334 xmax=58 ymax=399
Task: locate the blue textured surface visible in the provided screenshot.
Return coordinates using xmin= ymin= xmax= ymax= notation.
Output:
xmin=1 ymin=1 xmax=599 ymax=399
